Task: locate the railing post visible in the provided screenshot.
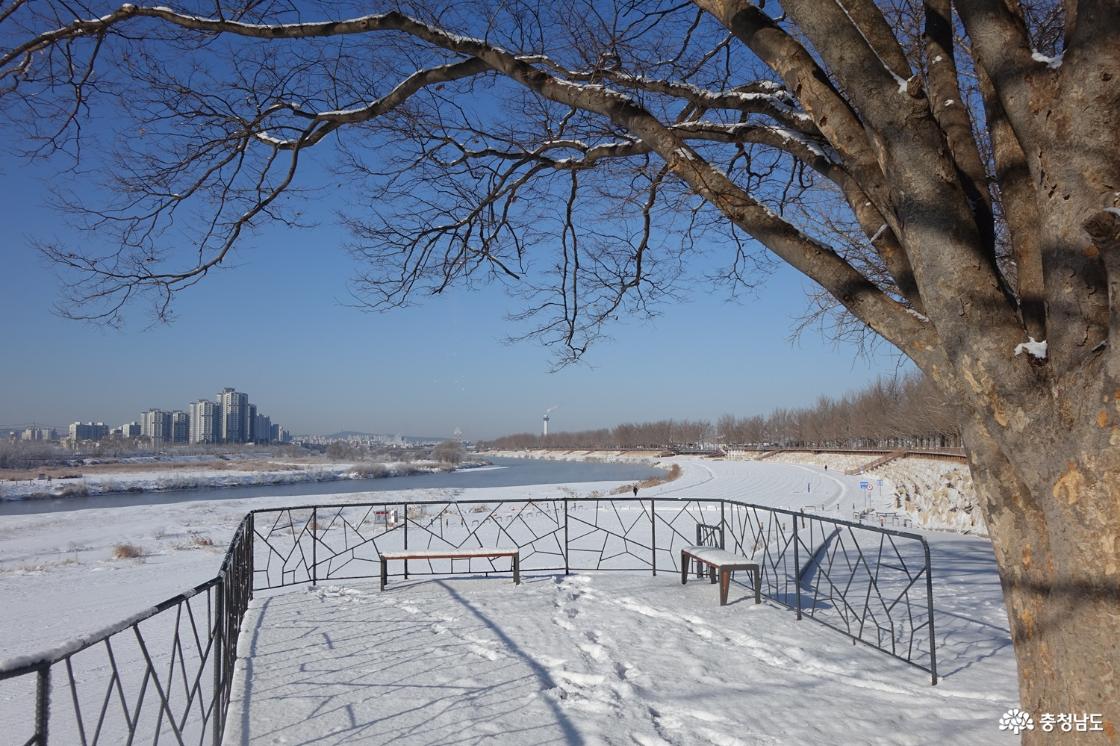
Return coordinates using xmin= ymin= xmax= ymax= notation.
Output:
xmin=311 ymin=508 xmax=318 ymax=586
xmin=563 ymin=497 xmax=569 ymax=576
xmin=650 ymin=498 xmax=657 ymax=576
xmin=34 ymin=665 xmax=49 ymax=746
xmin=212 ymin=578 xmax=224 ymax=746
xmin=719 ymin=501 xmax=726 ymax=549
xmin=248 ymin=514 xmax=255 ymax=601
xmin=792 ymin=514 xmax=802 ymax=620
xmin=923 ymin=539 xmax=938 ymax=685
xmin=403 ymin=503 xmax=409 ymax=580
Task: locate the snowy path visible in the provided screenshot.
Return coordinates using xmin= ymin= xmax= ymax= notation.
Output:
xmin=228 ymin=558 xmax=1015 ymax=745
xmin=649 ymin=458 xmax=861 ymax=515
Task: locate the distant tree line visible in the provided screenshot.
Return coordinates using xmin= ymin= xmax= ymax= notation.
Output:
xmin=483 ymin=373 xmax=963 ymax=451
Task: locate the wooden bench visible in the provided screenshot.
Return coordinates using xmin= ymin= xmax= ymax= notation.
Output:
xmin=681 ymin=527 xmax=761 ymax=606
xmin=379 ymin=548 xmax=520 ymax=590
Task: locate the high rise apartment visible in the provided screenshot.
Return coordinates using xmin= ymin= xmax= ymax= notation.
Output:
xmin=218 ymin=388 xmax=249 ymax=443
xmin=189 ymin=400 xmax=220 ymax=444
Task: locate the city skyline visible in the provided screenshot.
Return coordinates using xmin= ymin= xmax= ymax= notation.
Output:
xmin=5 ymin=386 xmax=289 ymax=444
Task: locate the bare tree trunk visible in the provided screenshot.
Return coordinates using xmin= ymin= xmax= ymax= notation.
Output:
xmin=964 ymin=398 xmax=1120 ymax=743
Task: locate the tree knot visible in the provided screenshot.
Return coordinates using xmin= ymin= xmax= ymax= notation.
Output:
xmin=1083 ymin=210 xmax=1120 ymax=251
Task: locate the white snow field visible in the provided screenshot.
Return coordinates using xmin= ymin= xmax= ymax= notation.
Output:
xmin=0 ymin=458 xmax=1018 ymax=744
xmin=228 ymin=547 xmax=1011 ymax=746
xmin=0 ymin=459 xmax=468 ymax=500
xmin=749 ymin=451 xmax=984 ymax=536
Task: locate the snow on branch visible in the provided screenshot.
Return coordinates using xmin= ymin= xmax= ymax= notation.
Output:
xmin=1013 ymin=338 xmax=1048 ymax=360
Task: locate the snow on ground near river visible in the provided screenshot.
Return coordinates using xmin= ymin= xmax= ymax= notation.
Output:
xmin=0 ymin=458 xmax=942 ymax=658
xmin=228 ymin=539 xmax=1015 ymax=745
xmin=0 ymin=460 xmax=464 ymax=500
xmin=746 ymin=451 xmax=984 ymax=535
xmin=0 ymin=457 xmax=1018 ymax=744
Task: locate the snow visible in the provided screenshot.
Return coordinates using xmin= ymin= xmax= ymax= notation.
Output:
xmin=759 ymin=452 xmax=982 ymax=534
xmin=1031 ymin=50 xmax=1064 ymax=70
xmin=0 ymin=457 xmax=1017 ymax=743
xmin=679 ymin=546 xmax=752 ymax=566
xmin=382 ymin=547 xmax=518 ymax=559
xmin=869 ymin=223 xmax=889 ymax=243
xmin=226 ymin=537 xmax=1014 ymax=745
xmin=907 ymin=308 xmax=931 ymax=323
xmin=0 ymin=460 xmax=469 ymax=500
xmin=1013 ymin=337 xmax=1048 ymax=360
xmin=874 ymin=458 xmax=984 ymax=535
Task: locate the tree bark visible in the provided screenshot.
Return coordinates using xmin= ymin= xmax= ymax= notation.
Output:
xmin=962 ymin=382 xmax=1120 ymax=743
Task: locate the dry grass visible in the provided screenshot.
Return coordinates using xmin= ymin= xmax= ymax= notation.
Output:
xmin=112 ymin=543 xmax=144 ymax=560
xmin=611 ymin=463 xmax=684 ymax=495
xmin=1 ymin=458 xmax=310 ymax=481
xmin=175 ymin=533 xmax=217 ymax=551
xmin=640 ymin=463 xmax=682 ymax=488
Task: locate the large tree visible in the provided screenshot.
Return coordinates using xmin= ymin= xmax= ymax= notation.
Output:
xmin=2 ymin=0 xmax=1117 ymax=737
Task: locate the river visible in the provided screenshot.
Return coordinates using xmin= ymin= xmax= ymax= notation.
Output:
xmin=0 ymin=457 xmax=665 ymax=516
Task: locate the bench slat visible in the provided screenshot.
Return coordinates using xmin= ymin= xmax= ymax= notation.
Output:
xmin=381 ymin=548 xmax=518 ymax=560
xmin=682 ymin=546 xmax=757 ymax=568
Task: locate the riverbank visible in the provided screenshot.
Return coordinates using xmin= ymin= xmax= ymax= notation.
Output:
xmin=480 ymin=448 xmax=668 ymax=462
xmin=0 ymin=458 xmax=490 ymax=501
xmin=0 ymin=459 xmax=682 ymax=658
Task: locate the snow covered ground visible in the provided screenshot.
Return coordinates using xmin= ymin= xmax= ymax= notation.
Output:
xmin=484 ymin=448 xmax=666 ymax=462
xmin=228 ymin=535 xmax=1013 ymax=745
xmin=872 ymin=458 xmax=984 ymax=535
xmin=0 ymin=459 xmax=472 ymax=501
xmin=0 ymin=457 xmax=1017 ymax=744
xmin=756 ymin=451 xmax=983 ymax=536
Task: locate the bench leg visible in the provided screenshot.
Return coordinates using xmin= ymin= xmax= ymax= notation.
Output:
xmin=681 ymin=552 xmax=689 ymax=585
xmin=753 ymin=567 xmax=761 ymax=604
xmin=380 ymin=556 xmax=387 ymax=591
xmin=696 ymin=558 xmax=704 ymax=579
xmin=709 ymin=564 xmax=717 ymax=584
xmin=513 ymin=553 xmax=521 ymax=585
xmin=719 ymin=568 xmax=731 ymax=606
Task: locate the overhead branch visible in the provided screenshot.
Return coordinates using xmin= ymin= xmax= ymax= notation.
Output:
xmin=953 ymin=0 xmax=1054 ymax=157
xmin=521 ymin=58 xmax=818 ymax=135
xmin=3 ymin=3 xmax=942 ymax=367
xmin=976 ymin=64 xmax=1045 ymax=341
xmin=251 ymin=58 xmax=491 ymax=150
xmin=834 ymin=0 xmax=914 ymax=80
xmin=923 ymin=0 xmax=995 ymax=252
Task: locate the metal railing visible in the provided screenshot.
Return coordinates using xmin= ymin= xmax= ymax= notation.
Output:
xmin=0 ymin=515 xmax=254 ymax=746
xmin=0 ymin=494 xmax=937 ymax=744
xmin=250 ymin=496 xmax=936 ymax=683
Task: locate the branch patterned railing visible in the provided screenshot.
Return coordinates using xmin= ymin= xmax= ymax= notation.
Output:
xmin=0 ymin=495 xmax=936 ymax=744
xmin=0 ymin=515 xmax=253 ymax=746
xmin=251 ymin=496 xmax=936 ymax=683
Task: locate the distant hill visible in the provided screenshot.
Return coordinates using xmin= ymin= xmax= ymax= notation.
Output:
xmin=0 ymin=424 xmax=66 ymax=434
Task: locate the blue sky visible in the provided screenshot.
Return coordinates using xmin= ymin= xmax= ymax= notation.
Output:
xmin=0 ymin=159 xmax=905 ymax=439
xmin=0 ymin=121 xmax=907 ymax=442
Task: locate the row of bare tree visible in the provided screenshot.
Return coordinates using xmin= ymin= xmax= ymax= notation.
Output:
xmin=483 ymin=373 xmax=962 ymax=451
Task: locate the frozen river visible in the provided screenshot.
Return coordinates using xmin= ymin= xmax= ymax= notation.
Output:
xmin=0 ymin=457 xmax=665 ymax=516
